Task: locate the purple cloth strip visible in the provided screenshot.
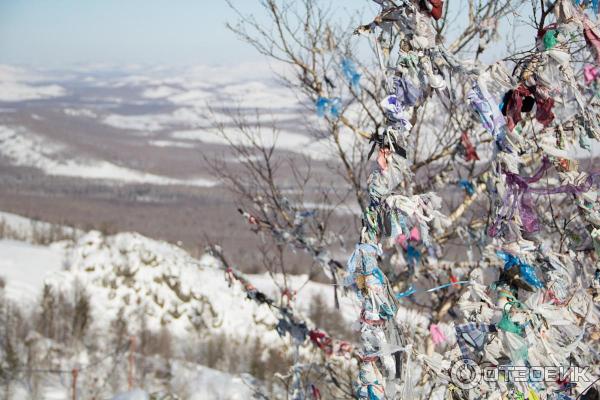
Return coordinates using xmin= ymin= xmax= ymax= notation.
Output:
xmin=489 ymin=158 xmax=600 ymax=236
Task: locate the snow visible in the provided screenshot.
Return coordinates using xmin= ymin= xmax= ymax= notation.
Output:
xmin=0 ymin=64 xmax=363 ymax=161
xmin=0 ymin=240 xmax=65 ymax=305
xmin=0 ymin=81 xmax=66 ymax=102
xmin=111 ymin=389 xmax=149 ymax=400
xmin=218 ymin=81 xmax=298 ymax=109
xmin=149 ymin=140 xmax=195 ymax=148
xmin=102 ymin=114 xmax=165 ymax=132
xmin=0 ymin=213 xmax=292 ymax=398
xmin=170 ymin=127 xmax=310 ymax=149
xmin=0 ymin=65 xmax=66 ymax=102
xmin=0 ymin=211 xmax=350 ymax=348
xmin=0 ymin=210 xmax=81 ymax=242
xmin=1 ymin=364 xmax=252 ymax=400
xmin=0 ymin=126 xmax=215 ymax=186
xmin=110 ymin=74 xmax=157 ymax=87
xmin=101 ymin=108 xmax=207 ymax=133
xmin=141 ymin=85 xmax=182 ymax=99
xmin=175 ymin=62 xmax=290 ymax=86
xmin=67 ymin=63 xmax=300 ymax=110
xmin=64 ymin=108 xmax=98 ymax=118
xmin=15 ymin=230 xmax=281 ymax=344
xmin=170 ymin=126 xmax=357 ymax=161
xmin=170 ymin=363 xmax=255 ymax=400
xmin=167 ymin=89 xmax=212 ymax=105
xmin=104 ymin=62 xmax=289 ymax=91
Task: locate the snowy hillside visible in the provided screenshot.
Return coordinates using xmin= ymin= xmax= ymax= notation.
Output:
xmin=57 ymin=231 xmax=289 ymax=342
xmin=0 ymin=215 xmax=357 ymax=341
xmin=0 ymin=211 xmax=360 ymax=399
xmin=0 ymin=239 xmax=65 ymax=305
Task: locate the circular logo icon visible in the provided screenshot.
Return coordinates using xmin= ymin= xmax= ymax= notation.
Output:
xmin=450 ymin=358 xmax=482 ymax=390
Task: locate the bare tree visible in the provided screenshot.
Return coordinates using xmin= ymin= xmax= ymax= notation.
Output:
xmin=210 ymin=0 xmax=600 ymax=398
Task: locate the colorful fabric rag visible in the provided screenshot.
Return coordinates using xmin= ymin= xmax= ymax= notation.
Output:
xmin=584 ymin=64 xmax=600 ymax=85
xmin=494 ymin=160 xmax=600 ymax=236
xmin=276 ymin=309 xmax=309 ymax=343
xmin=534 ymin=94 xmax=555 ymax=128
xmin=459 ymin=179 xmax=475 ymax=195
xmin=310 ymin=384 xmax=321 ymax=400
xmin=422 ymin=0 xmax=444 ymax=20
xmin=316 ymin=96 xmax=342 ymax=119
xmin=395 ymin=77 xmax=421 ymax=107
xmin=503 ymin=85 xmax=554 ymax=131
xmin=489 ymin=158 xmax=600 ymax=236
xmin=455 ymin=323 xmax=497 ymax=360
xmin=341 ymin=58 xmax=362 ymax=93
xmin=576 ymin=0 xmax=600 ymax=14
xmin=497 ymin=301 xmax=525 ymax=335
xmin=396 ymin=226 xmax=420 ymax=249
xmin=468 ymin=82 xmax=510 ymax=151
xmin=406 ymin=244 xmax=421 ymax=267
xmin=583 ymin=16 xmax=600 ymax=64
xmin=543 ymin=29 xmax=559 ymax=49
xmin=345 ymin=243 xmax=381 ymax=286
xmin=496 ymin=251 xmax=544 ymax=289
xmin=309 ymin=330 xmax=333 ymax=355
xmin=381 ymin=95 xmax=412 ymax=131
xmin=429 ymin=324 xmax=446 ymax=345
xmin=376 ymin=148 xmax=391 ymax=171
xmin=460 ymin=131 xmax=480 ymax=161
xmin=357 ymin=361 xmax=385 ymax=400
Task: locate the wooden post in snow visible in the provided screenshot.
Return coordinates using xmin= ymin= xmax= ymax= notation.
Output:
xmin=128 ymin=335 xmax=136 ymax=390
xmin=71 ymin=368 xmax=78 ymax=400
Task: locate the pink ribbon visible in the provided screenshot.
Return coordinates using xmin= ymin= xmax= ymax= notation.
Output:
xmin=377 ymin=148 xmax=391 ymax=171
xmin=430 ymin=324 xmax=446 ymax=345
xmin=395 ymin=226 xmax=421 ymax=249
xmin=583 ymin=16 xmax=600 ymax=65
xmin=584 ymin=64 xmax=600 ymax=85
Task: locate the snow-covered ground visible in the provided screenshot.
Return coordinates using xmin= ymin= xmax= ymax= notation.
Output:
xmin=0 ymin=210 xmax=82 ymax=242
xmin=0 ymin=125 xmax=216 ymax=186
xmin=0 ymin=211 xmax=347 ymax=399
xmin=101 ymin=107 xmax=207 ymax=133
xmin=3 ymin=356 xmax=255 ymax=400
xmin=0 ymin=65 xmax=66 ymax=102
xmin=0 ymin=217 xmax=279 ymax=340
xmin=0 ymin=240 xmax=65 ymax=305
xmin=0 ymin=212 xmax=359 ymax=337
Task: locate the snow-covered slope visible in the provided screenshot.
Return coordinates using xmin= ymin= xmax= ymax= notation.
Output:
xmin=0 ymin=216 xmax=343 ymax=349
xmin=0 ymin=240 xmax=65 ymax=305
xmin=0 ymin=216 xmax=290 ymax=399
xmin=24 ymin=231 xmax=283 ymax=345
xmin=109 ymin=364 xmax=254 ymax=400
xmin=0 ymin=210 xmax=82 ymax=242
xmin=0 ymin=209 xmax=358 ymax=341
xmin=0 ymin=210 xmax=438 ymax=340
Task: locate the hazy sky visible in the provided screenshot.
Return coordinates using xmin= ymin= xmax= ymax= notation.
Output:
xmin=0 ymin=0 xmax=371 ymax=67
